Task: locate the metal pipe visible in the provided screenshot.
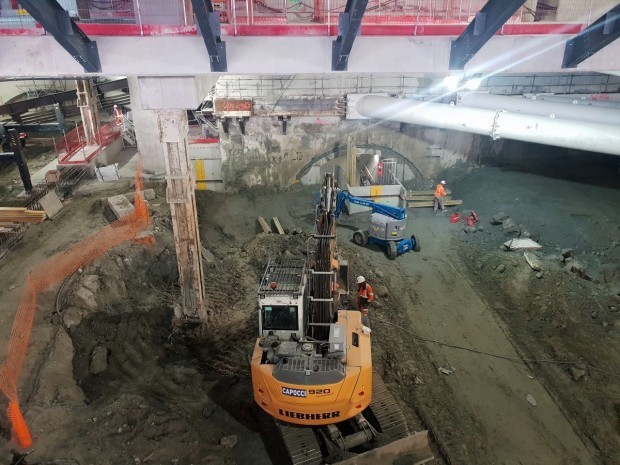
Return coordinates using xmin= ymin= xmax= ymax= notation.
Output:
xmin=523 ymin=93 xmax=620 ymax=109
xmin=356 ymin=95 xmax=620 ymax=156
xmin=458 ymin=92 xmax=620 ymax=126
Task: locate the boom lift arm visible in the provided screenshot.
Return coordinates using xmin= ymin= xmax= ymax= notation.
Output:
xmin=335 ymin=190 xmax=407 ymax=221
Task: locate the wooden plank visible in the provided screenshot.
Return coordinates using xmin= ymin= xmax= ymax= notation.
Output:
xmin=272 ymin=217 xmax=285 ymax=235
xmin=407 ymin=199 xmax=463 ymax=208
xmin=407 ymin=189 xmax=452 ymax=197
xmin=257 ymin=216 xmax=272 ymax=234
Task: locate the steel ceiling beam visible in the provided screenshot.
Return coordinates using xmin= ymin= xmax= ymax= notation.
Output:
xmin=18 ymin=0 xmax=101 ymax=73
xmin=191 ymin=0 xmax=227 ymax=72
xmin=332 ymin=0 xmax=369 ymax=71
xmin=449 ymin=0 xmax=526 ymax=70
xmin=562 ymin=5 xmax=620 ymax=68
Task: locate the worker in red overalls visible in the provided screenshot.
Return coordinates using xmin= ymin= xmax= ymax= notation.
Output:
xmin=356 ymin=276 xmax=374 ymax=316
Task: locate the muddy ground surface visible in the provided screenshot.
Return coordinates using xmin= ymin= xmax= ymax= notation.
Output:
xmin=0 ymin=152 xmax=618 ymax=465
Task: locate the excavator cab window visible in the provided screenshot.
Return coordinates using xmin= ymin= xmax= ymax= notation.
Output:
xmin=262 ymin=306 xmax=298 ymax=331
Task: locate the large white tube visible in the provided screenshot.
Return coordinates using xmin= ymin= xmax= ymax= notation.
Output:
xmin=458 ymin=92 xmax=620 ymax=126
xmin=356 ymin=95 xmax=620 ymax=156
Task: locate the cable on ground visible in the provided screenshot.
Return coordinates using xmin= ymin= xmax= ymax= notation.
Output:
xmin=373 ymin=316 xmax=620 ymax=380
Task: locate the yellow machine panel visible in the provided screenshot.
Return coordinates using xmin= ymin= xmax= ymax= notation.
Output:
xmin=251 ymin=310 xmax=372 ymax=426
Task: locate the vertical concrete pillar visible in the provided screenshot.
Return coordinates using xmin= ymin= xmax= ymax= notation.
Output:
xmin=75 ymin=79 xmax=100 ymax=145
xmin=127 ymin=76 xmax=166 ymax=174
xmin=158 ymin=110 xmax=207 ymax=321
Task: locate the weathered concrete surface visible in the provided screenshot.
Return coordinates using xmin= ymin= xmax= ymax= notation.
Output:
xmin=107 ymin=194 xmax=135 ymax=219
xmin=218 ymin=117 xmax=478 ymax=189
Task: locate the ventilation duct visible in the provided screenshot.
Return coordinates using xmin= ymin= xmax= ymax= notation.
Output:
xmin=457 ymin=92 xmax=620 ymax=126
xmin=355 ymin=95 xmax=620 ymax=156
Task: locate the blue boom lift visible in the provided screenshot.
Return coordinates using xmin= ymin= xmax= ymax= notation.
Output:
xmin=334 ymin=190 xmax=421 ymax=260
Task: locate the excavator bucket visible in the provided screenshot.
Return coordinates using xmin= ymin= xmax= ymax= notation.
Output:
xmin=336 ymin=431 xmax=433 ymax=465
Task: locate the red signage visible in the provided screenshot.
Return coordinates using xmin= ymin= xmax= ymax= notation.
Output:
xmin=214 ymin=99 xmax=253 ymax=116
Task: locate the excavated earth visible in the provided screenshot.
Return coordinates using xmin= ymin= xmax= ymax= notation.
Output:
xmin=0 ymin=150 xmax=618 ymax=465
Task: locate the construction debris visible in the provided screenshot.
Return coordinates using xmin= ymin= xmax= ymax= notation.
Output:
xmin=272 ymin=217 xmax=285 ymax=235
xmin=438 ymin=367 xmax=455 ymax=375
xmin=107 ymin=195 xmax=135 ymax=219
xmin=89 ymin=347 xmax=108 ymax=375
xmin=0 ymin=207 xmax=46 ymax=223
xmin=96 ymin=164 xmax=120 ymax=182
xmin=503 ymin=238 xmax=543 ymax=251
xmin=257 ymin=216 xmax=272 ymax=234
xmin=406 ymin=189 xmax=463 ymax=209
xmin=39 ymin=190 xmax=64 ymax=219
xmin=524 ymin=252 xmax=543 ymax=271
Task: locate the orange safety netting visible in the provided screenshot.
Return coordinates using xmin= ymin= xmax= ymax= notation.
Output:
xmin=0 ymin=160 xmax=152 ymax=449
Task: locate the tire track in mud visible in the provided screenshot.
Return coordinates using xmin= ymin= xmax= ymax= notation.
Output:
xmin=338 ymin=241 xmax=487 ymax=465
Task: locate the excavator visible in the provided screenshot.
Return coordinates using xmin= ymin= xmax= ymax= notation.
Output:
xmin=250 ymin=173 xmax=433 ymax=464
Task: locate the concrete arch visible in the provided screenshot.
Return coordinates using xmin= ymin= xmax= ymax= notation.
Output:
xmin=294 ymin=143 xmax=423 ymax=182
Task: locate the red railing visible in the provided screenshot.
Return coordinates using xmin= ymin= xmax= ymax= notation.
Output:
xmin=0 ymin=0 xmax=592 ymax=37
xmin=55 ymin=122 xmax=121 ymax=165
xmin=54 ymin=124 xmax=87 ymax=158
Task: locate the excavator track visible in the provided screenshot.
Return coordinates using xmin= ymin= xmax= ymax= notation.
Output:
xmin=369 ymin=374 xmax=410 ymax=440
xmin=277 ymin=421 xmax=323 ymax=465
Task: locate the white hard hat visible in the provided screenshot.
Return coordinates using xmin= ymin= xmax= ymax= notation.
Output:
xmin=440 ymin=180 xmax=446 ymax=185
xmin=113 ymin=104 xmax=118 ymax=108
xmin=357 ymin=276 xmax=365 ymax=284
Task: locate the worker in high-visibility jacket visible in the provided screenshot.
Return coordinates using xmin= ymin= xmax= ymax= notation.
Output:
xmin=434 ymin=180 xmax=448 ymax=213
xmin=356 ymin=276 xmax=374 ymax=315
xmin=113 ymin=105 xmax=124 ymax=127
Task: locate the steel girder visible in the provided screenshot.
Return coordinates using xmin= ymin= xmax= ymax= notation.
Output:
xmin=449 ymin=0 xmax=526 ymax=70
xmin=191 ymin=0 xmax=227 ymax=72
xmin=563 ymin=5 xmax=620 ymax=68
xmin=332 ymin=0 xmax=369 ymax=71
xmin=19 ymin=0 xmax=101 ymax=73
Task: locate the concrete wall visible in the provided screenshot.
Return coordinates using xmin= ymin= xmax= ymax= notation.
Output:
xmin=128 ymin=76 xmax=165 ymax=174
xmin=2 ymin=34 xmax=619 ymax=77
xmin=218 ymin=116 xmax=479 ymax=190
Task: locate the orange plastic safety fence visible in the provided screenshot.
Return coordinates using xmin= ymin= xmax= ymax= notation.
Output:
xmin=0 ymin=160 xmax=151 ymax=449
xmin=7 ymin=401 xmax=32 ymax=449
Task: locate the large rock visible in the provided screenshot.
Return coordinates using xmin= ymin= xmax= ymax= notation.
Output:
xmin=35 ymin=328 xmax=85 ymax=405
xmin=502 ymin=218 xmax=520 ymax=234
xmin=561 ymin=248 xmax=574 ymax=259
xmin=219 ymin=434 xmax=238 ymax=449
xmin=90 ymin=346 xmax=108 ymax=375
xmin=82 ymin=274 xmax=100 ymax=293
xmin=490 ymin=212 xmax=509 ymax=225
xmin=107 ymin=194 xmax=135 ymax=219
xmin=63 ymin=306 xmax=84 ymax=329
xmin=75 ymin=286 xmax=98 ymax=310
xmin=524 ymin=252 xmax=543 ymax=271
xmin=569 ymin=367 xmax=586 ymax=382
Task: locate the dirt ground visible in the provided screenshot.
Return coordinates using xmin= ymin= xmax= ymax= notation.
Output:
xmin=0 ymin=148 xmax=618 ymax=465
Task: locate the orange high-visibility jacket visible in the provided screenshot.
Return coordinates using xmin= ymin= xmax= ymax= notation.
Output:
xmin=434 ymin=184 xmax=446 ymax=197
xmin=357 ymin=283 xmax=375 ymax=309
